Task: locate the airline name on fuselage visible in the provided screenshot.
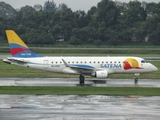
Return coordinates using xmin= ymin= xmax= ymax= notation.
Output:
xmin=21 ymin=53 xmax=31 ymax=56
xmin=100 ymin=63 xmax=122 ymax=68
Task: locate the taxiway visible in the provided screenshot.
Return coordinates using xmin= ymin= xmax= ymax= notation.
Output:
xmin=0 ymin=78 xmax=160 ymax=87
xmin=0 ymin=95 xmax=160 ymax=120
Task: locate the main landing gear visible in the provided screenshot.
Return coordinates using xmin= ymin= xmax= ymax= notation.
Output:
xmin=79 ymin=75 xmax=85 ymax=86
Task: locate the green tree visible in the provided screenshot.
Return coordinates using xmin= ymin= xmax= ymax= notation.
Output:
xmin=73 ymin=10 xmax=87 ymax=28
xmin=15 ymin=5 xmax=35 ymax=24
xmin=25 ymin=29 xmax=53 ymax=44
xmin=69 ymin=35 xmax=81 ymax=45
xmin=97 ymin=0 xmax=120 ymax=27
xmin=1 ymin=0 xmax=160 ymax=46
xmin=0 ymin=17 xmax=5 ymax=40
xmin=58 ymin=3 xmax=68 ymax=11
xmin=0 ymin=2 xmax=17 ymax=19
xmin=44 ymin=0 xmax=57 ymax=12
xmin=93 ymin=39 xmax=101 ymax=45
xmin=56 ymin=8 xmax=74 ymax=41
xmin=146 ymin=2 xmax=158 ymax=17
xmin=115 ymin=1 xmax=147 ymax=43
xmin=145 ymin=14 xmax=160 ymax=45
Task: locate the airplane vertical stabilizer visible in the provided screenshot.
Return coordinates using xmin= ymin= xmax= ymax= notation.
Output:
xmin=6 ymin=30 xmax=42 ymax=58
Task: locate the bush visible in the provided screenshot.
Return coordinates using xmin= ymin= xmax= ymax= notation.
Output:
xmin=93 ymin=39 xmax=101 ymax=45
xmin=69 ymin=36 xmax=81 ymax=45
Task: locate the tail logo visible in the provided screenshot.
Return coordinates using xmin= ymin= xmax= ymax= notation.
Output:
xmin=10 ymin=43 xmax=30 ymax=56
xmin=6 ymin=30 xmax=42 ymax=58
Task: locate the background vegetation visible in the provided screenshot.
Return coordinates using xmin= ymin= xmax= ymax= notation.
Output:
xmin=0 ymin=0 xmax=160 ymax=46
xmin=1 ymin=47 xmax=160 ymax=56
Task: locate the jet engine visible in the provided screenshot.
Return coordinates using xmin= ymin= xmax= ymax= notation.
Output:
xmin=91 ymin=70 xmax=108 ymax=78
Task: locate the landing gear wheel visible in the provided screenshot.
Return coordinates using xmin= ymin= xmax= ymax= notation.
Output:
xmin=134 ymin=78 xmax=138 ymax=85
xmin=79 ymin=75 xmax=85 ymax=86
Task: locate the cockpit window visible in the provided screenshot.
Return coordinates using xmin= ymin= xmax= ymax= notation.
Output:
xmin=141 ymin=60 xmax=145 ymax=63
xmin=141 ymin=60 xmax=148 ymax=63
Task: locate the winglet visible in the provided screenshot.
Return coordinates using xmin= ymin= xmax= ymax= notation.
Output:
xmin=6 ymin=30 xmax=42 ymax=58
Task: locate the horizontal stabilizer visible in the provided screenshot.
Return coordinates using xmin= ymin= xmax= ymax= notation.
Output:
xmin=3 ymin=59 xmax=11 ymax=64
xmin=5 ymin=57 xmax=28 ymax=64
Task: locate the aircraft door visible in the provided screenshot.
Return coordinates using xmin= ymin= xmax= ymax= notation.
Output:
xmin=43 ymin=60 xmax=49 ymax=69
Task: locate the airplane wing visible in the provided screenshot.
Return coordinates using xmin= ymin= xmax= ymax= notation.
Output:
xmin=62 ymin=59 xmax=95 ymax=71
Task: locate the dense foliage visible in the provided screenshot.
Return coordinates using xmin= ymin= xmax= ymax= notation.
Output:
xmin=0 ymin=0 xmax=160 ymax=45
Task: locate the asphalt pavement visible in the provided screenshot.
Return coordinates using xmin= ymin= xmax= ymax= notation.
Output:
xmin=0 ymin=95 xmax=160 ymax=120
xmin=0 ymin=78 xmax=160 ymax=87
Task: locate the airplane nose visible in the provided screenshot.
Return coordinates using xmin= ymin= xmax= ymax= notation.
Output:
xmin=152 ymin=65 xmax=158 ymax=72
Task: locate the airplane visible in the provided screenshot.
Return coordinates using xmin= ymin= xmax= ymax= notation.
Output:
xmin=3 ymin=30 xmax=158 ymax=85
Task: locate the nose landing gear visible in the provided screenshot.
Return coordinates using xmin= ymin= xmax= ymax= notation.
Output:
xmin=134 ymin=73 xmax=140 ymax=85
xmin=134 ymin=77 xmax=138 ymax=84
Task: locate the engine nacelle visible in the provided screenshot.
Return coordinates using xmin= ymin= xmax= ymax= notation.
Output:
xmin=91 ymin=70 xmax=108 ymax=78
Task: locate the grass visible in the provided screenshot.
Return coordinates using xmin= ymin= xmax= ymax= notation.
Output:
xmin=0 ymin=86 xmax=160 ymax=96
xmin=1 ymin=47 xmax=160 ymax=55
xmin=32 ymin=48 xmax=160 ymax=54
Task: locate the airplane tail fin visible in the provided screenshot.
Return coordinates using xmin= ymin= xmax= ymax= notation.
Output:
xmin=6 ymin=30 xmax=42 ymax=58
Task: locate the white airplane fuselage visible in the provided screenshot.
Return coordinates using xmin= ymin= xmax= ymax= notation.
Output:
xmin=9 ymin=56 xmax=157 ymax=78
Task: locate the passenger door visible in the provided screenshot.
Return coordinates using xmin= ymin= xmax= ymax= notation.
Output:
xmin=43 ymin=60 xmax=49 ymax=69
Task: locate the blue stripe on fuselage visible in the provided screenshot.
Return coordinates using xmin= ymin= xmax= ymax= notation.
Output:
xmin=72 ymin=64 xmax=94 ymax=69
